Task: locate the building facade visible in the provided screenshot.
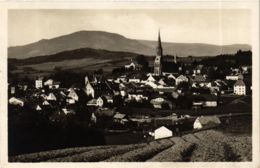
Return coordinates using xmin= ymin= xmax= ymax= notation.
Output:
xmin=234 ymin=79 xmax=246 ymax=95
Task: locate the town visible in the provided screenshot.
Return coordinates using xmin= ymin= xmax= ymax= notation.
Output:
xmin=8 ymin=31 xmax=252 ymax=155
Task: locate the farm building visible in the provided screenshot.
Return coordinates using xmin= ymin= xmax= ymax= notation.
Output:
xmin=154 ymin=126 xmax=173 ymax=140
xmin=193 ymin=116 xmax=221 ymax=130
xmin=9 ymin=97 xmax=24 ymax=107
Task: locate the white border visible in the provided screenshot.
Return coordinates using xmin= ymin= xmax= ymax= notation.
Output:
xmin=0 ymin=1 xmax=259 ymax=168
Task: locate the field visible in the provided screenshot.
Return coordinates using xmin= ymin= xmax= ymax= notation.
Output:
xmin=9 ymin=129 xmax=251 ymax=162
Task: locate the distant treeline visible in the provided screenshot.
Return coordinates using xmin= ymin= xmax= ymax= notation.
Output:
xmin=199 ymin=50 xmax=252 ymax=67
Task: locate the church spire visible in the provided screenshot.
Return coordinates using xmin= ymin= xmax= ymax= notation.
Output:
xmin=156 ymin=30 xmax=163 ymax=56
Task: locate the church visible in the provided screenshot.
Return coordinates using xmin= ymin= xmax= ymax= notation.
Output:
xmin=154 ymin=31 xmax=177 ymax=76
xmin=154 ymin=31 xmax=163 ymax=76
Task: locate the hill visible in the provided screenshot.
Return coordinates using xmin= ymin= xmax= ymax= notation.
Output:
xmin=8 ymin=30 xmax=251 ymax=59
xmin=9 ymin=47 xmax=139 ymax=66
xmin=9 ymin=130 xmax=251 ymax=162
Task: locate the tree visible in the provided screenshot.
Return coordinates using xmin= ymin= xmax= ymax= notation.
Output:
xmin=177 ymin=81 xmax=190 ymax=91
xmin=135 ymin=55 xmax=148 ymax=69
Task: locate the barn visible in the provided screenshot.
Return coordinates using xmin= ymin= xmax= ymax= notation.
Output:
xmin=154 ymin=126 xmax=173 ymax=140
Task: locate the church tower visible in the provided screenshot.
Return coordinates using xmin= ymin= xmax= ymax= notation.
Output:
xmin=154 ymin=30 xmax=163 ymax=76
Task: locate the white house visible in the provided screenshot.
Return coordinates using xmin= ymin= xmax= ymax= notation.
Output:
xmin=202 ymin=94 xmax=218 ymax=107
xmin=42 ymin=100 xmax=50 ymax=106
xmin=85 ymin=82 xmax=95 ymax=98
xmin=67 ymin=88 xmax=79 ymax=101
xmin=125 ymin=62 xmax=136 ymax=70
xmin=145 ymin=81 xmax=158 ymax=89
xmin=44 ymin=79 xmax=54 ymax=86
xmin=154 ymin=126 xmax=173 ymax=140
xmin=113 ymin=112 xmax=128 ymax=124
xmin=87 ymin=99 xmax=97 ymax=106
xmin=9 ymin=97 xmax=24 ymax=107
xmin=128 ymin=93 xmax=148 ymax=102
xmin=35 ymin=77 xmax=43 ymax=89
xmin=150 ymin=97 xmax=171 ymax=109
xmin=10 ymin=86 xmax=15 ymax=94
xmin=62 ymin=108 xmax=76 ymax=115
xmin=193 ymin=116 xmax=221 ymax=129
xmin=36 ymin=105 xmax=42 ymax=111
xmin=146 ymin=75 xmax=156 ymax=83
xmin=46 ymin=93 xmax=57 ymax=101
xmin=97 ymin=97 xmax=104 ymax=107
xmin=167 ymin=74 xmax=176 ymax=80
xmin=226 ymin=74 xmax=243 ymax=81
xmin=86 ymin=97 xmax=104 ymax=107
xmin=128 ymin=78 xmax=141 ymax=83
xmin=234 ymin=80 xmax=246 ymax=95
xmin=176 ymin=75 xmax=189 ymax=85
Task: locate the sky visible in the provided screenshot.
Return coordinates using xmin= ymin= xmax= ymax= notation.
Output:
xmin=8 ymin=9 xmax=251 ymax=47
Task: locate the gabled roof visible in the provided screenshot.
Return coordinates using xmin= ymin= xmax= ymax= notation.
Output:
xmin=87 ymin=99 xmax=97 ymax=104
xmin=193 ymin=75 xmax=206 ymax=82
xmin=114 ymin=113 xmax=126 ymax=119
xmin=196 ymin=116 xmax=221 ymax=125
xmin=177 ymin=75 xmax=188 ymax=80
xmin=234 ymin=80 xmax=246 ymax=86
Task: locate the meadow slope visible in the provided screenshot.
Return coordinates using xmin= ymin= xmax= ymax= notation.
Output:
xmin=9 ymin=130 xmax=252 ymax=162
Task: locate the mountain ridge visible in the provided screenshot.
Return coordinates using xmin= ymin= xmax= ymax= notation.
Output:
xmin=8 ymin=30 xmax=251 ymax=59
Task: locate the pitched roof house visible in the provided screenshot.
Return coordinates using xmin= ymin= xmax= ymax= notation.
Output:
xmin=176 ymin=75 xmax=189 ymax=85
xmin=9 ymin=97 xmax=24 ymax=107
xmin=154 ymin=126 xmax=173 ymax=140
xmin=193 ymin=116 xmax=221 ymax=129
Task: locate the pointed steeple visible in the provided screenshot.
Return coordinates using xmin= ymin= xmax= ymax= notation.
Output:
xmin=156 ymin=29 xmax=163 ymax=56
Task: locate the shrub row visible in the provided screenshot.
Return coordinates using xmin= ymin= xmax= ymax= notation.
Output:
xmin=106 ymin=139 xmax=174 ymax=162
xmin=48 ymin=143 xmax=146 ymax=162
xmin=148 ymin=137 xmax=195 ymax=162
xmin=9 ymin=145 xmax=112 ymax=162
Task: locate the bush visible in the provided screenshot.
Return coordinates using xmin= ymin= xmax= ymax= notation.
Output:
xmin=49 ymin=143 xmax=146 ymax=162
xmin=106 ymin=139 xmax=174 ymax=161
xmin=148 ymin=137 xmax=195 ymax=161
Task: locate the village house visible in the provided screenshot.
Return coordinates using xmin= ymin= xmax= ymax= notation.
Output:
xmin=46 ymin=92 xmax=57 ymax=101
xmin=150 ymin=97 xmax=172 ymax=109
xmin=176 ymin=75 xmax=189 ymax=85
xmin=193 ymin=116 xmax=221 ymax=129
xmin=167 ymin=74 xmax=176 ymax=80
xmin=35 ymin=105 xmax=42 ymax=111
xmin=128 ymin=93 xmax=148 ymax=102
xmin=62 ymin=107 xmax=76 ymax=115
xmin=201 ymin=94 xmax=218 ymax=107
xmin=124 ymin=61 xmax=136 ymax=70
xmin=234 ymin=79 xmax=246 ymax=95
xmin=10 ymin=85 xmax=16 ymax=95
xmin=192 ymin=74 xmax=206 ymax=83
xmin=226 ymin=74 xmax=243 ymax=81
xmin=193 ymin=65 xmax=204 ymax=75
xmin=153 ymin=126 xmax=173 ymax=140
xmin=9 ymin=97 xmax=24 ymax=107
xmin=113 ymin=112 xmax=128 ymax=124
xmin=42 ymin=100 xmax=50 ymax=106
xmin=35 ymin=77 xmax=43 ymax=89
xmin=67 ymin=88 xmax=79 ymax=102
xmin=87 ymin=97 xmax=104 ymax=107
xmin=85 ymin=82 xmax=95 ymax=98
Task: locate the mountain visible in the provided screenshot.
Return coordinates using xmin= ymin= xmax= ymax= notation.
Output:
xmin=138 ymin=40 xmax=251 ymax=58
xmin=8 ymin=30 xmax=251 ymax=59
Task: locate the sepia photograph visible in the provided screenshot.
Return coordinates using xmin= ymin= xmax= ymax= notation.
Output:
xmin=1 ymin=2 xmax=258 ymax=165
